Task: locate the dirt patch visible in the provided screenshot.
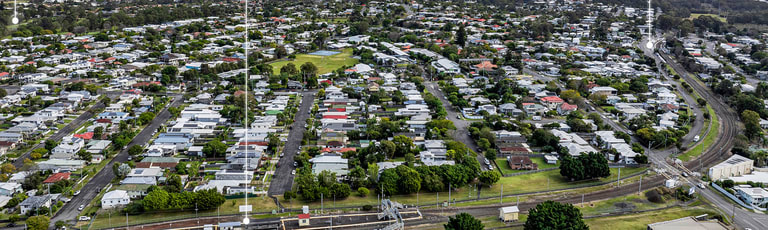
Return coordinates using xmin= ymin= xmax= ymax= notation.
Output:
xmin=613 ymin=202 xmax=637 ymax=212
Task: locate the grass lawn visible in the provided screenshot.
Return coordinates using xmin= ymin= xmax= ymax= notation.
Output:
xmin=270 ymin=48 xmax=358 ymax=75
xmin=689 ymin=13 xmax=727 ymax=22
xmin=578 ymin=194 xmax=671 ymax=216
xmin=81 ymin=197 xmax=277 ymax=229
xmin=279 ymin=167 xmax=646 ymax=210
xmin=584 ymin=205 xmax=718 ymax=230
xmin=496 ymin=157 xmax=559 ymax=175
xmin=678 ymin=104 xmax=718 ymax=161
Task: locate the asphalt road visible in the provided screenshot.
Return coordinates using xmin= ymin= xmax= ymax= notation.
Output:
xmin=268 ymin=90 xmax=315 ymax=196
xmin=423 ymin=82 xmax=487 ymax=170
xmin=50 ymin=94 xmax=183 ymax=226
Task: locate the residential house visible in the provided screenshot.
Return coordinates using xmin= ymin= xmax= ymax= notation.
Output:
xmin=101 ymin=190 xmax=131 ymax=209
xmin=19 ymin=195 xmax=53 ymax=215
xmin=309 ymin=154 xmax=349 ymax=177
xmin=507 ymin=156 xmax=538 ymax=170
xmin=0 ymin=183 xmax=22 ymax=196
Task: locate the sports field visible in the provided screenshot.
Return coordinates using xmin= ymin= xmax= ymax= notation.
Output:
xmin=271 ymin=48 xmax=358 ymax=75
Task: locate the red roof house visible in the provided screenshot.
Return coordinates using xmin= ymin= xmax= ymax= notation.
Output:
xmin=557 ymin=103 xmax=578 ymax=115
xmin=540 ymin=96 xmax=564 ymax=109
xmin=74 ymin=132 xmax=94 ymax=140
xmin=44 ymin=172 xmax=71 ymax=184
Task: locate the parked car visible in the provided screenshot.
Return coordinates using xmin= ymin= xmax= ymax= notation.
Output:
xmin=79 ymin=216 xmax=90 ymax=221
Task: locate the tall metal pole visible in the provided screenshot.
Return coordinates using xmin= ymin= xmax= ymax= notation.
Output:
xmin=617 ymin=167 xmax=621 ymax=186
xmin=500 ymin=185 xmax=503 ymax=204
xmin=321 ymin=193 xmax=323 ymax=214
xmin=448 ymin=184 xmax=451 ymax=206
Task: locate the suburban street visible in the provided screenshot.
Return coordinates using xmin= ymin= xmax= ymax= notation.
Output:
xmin=268 ymin=90 xmax=316 ymax=195
xmin=424 ymin=81 xmax=487 ymax=170
xmin=49 ymin=94 xmax=184 ymax=226
xmin=11 ymin=98 xmax=110 ymax=169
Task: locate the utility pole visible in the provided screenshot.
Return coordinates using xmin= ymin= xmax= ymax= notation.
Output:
xmin=500 ymin=185 xmax=503 ymax=204
xmin=321 ymin=193 xmax=323 ymax=214
xmin=617 ymin=167 xmax=621 ymax=187
xmin=448 ymin=184 xmax=451 ymax=206
xmin=639 ymin=175 xmax=643 ymax=195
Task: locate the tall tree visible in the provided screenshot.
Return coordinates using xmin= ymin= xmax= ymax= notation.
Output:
xmin=455 ymin=25 xmax=467 ymax=47
xmin=524 ymin=200 xmax=588 ymax=230
xmin=26 ymin=216 xmax=50 ymax=230
xmin=742 ymin=110 xmax=762 ymax=139
xmin=444 ymin=213 xmax=484 ymax=230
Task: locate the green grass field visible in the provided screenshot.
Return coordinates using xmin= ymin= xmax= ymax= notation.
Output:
xmin=584 ymin=205 xmax=718 ymax=230
xmin=689 ymin=13 xmax=727 ymax=22
xmin=679 ymin=104 xmax=719 ymax=161
xmin=496 ymin=157 xmax=559 ymax=175
xmin=270 ymin=48 xmax=358 ymax=75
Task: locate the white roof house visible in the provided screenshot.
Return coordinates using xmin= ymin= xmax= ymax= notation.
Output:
xmin=309 ymin=154 xmax=349 ymax=176
xmin=101 ymin=190 xmax=131 ymax=209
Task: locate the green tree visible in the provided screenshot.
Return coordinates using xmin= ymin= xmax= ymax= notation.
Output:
xmin=77 ymin=149 xmax=92 ymax=162
xmin=455 ymin=25 xmax=467 ymax=47
xmin=280 ymin=63 xmax=298 ymax=75
xmin=396 ymin=165 xmax=421 ymax=194
xmin=444 ymin=213 xmax=483 ymax=230
xmin=524 ymin=200 xmax=588 ymax=230
xmin=392 ymin=135 xmax=414 ymax=158
xmin=143 ymin=189 xmax=170 ymax=210
xmin=165 ymin=174 xmax=183 ymax=193
xmin=1 ymin=163 xmax=15 ymax=174
xmin=378 ymin=168 xmax=400 ymax=195
xmin=128 ymin=145 xmax=144 ymax=156
xmin=478 ymin=170 xmax=501 ymax=186
xmin=161 ymin=66 xmax=179 ymax=77
xmin=357 ymin=187 xmax=370 ymax=197
xmin=379 ymin=140 xmax=396 ymax=159
xmin=742 ymin=110 xmax=762 ymax=139
xmin=329 ymin=183 xmax=351 ymax=199
xmin=203 ymin=139 xmax=227 ymax=157
xmin=138 ymin=112 xmax=156 ymax=126
xmin=194 ymin=189 xmax=226 ymax=209
xmin=93 ymin=126 xmax=104 ymax=140
xmin=559 ymin=155 xmax=585 ymax=181
xmin=26 ymin=216 xmax=50 ymax=230
xmin=484 ymin=149 xmax=497 ymax=161
xmin=44 ymin=140 xmax=58 ymax=152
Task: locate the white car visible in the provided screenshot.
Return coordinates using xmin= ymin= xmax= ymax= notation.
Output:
xmin=78 ymin=205 xmax=85 ymax=211
xmin=73 ymin=190 xmax=81 ymax=196
xmin=79 ymin=216 xmax=90 ymax=221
